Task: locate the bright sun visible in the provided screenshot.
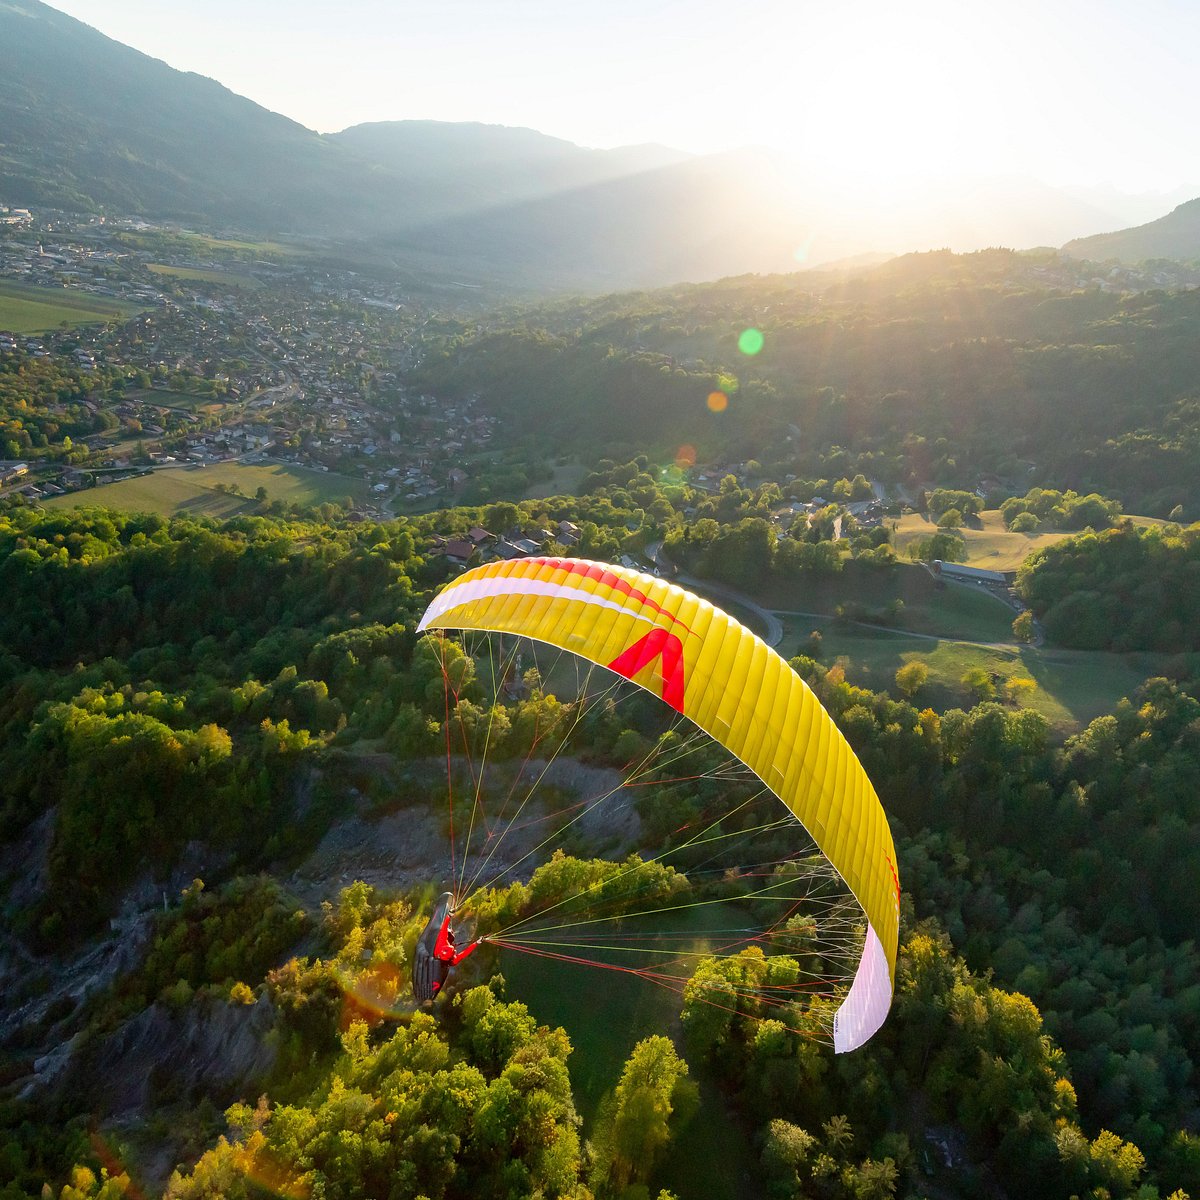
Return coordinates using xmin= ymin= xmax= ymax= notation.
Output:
xmin=748 ymin=0 xmax=1018 ymax=186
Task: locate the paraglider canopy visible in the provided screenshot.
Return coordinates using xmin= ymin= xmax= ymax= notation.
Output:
xmin=418 ymin=556 xmax=899 ymax=1051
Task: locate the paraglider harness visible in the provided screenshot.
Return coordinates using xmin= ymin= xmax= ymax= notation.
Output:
xmin=412 ymin=892 xmax=482 ymax=1002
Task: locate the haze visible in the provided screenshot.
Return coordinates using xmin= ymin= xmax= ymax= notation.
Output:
xmin=44 ymin=0 xmax=1200 ymax=198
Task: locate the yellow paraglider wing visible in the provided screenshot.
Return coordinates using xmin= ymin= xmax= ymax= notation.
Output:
xmin=418 ymin=556 xmax=900 ymax=1051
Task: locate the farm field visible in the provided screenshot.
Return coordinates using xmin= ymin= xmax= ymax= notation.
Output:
xmin=893 ymin=508 xmax=1167 ymax=571
xmin=175 ymin=232 xmax=308 ymax=257
xmin=44 ymin=461 xmax=371 ymax=517
xmin=147 ymin=263 xmax=260 ymax=288
xmin=0 ymin=279 xmax=143 ymax=333
xmin=778 ymin=616 xmax=1166 ymax=732
xmin=119 ymin=230 xmax=308 ymax=258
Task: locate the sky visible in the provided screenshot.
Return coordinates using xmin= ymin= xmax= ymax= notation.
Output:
xmin=46 ymin=0 xmax=1200 ymax=194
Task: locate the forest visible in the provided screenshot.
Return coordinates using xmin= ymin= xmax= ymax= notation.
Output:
xmin=4 ymin=248 xmax=1200 ymax=1200
xmin=1 ymin=453 xmax=1199 ymax=1199
xmin=1018 ymin=521 xmax=1200 ymax=651
xmin=412 ymin=250 xmax=1200 ymax=518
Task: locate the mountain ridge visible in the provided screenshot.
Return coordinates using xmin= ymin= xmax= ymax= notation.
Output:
xmin=3 ymin=0 xmax=1199 ymax=288
xmin=1063 ymin=197 xmax=1200 ymax=263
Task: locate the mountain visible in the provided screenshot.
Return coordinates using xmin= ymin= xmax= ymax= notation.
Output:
xmin=1061 ymin=181 xmax=1200 ymax=229
xmin=0 ymin=0 xmax=765 ymax=286
xmin=0 ymin=0 xmax=409 ymax=231
xmin=3 ymin=0 xmax=1194 ymax=289
xmin=1063 ymin=197 xmax=1200 ymax=263
xmin=330 ymin=120 xmax=689 ymax=222
xmin=381 ymin=147 xmax=825 ymax=287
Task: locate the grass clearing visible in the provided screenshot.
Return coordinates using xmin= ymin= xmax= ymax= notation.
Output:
xmin=147 ymin=263 xmax=261 ymax=289
xmin=893 ymin=509 xmax=1167 ymax=572
xmin=762 ymin=561 xmax=1017 ymax=642
xmin=525 ymin=459 xmax=588 ymax=500
xmin=780 ymin=616 xmax=1164 ymax=732
xmin=503 ymin=903 xmax=757 ymax=1199
xmin=894 ymin=510 xmax=1070 ymax=570
xmin=44 ymin=462 xmax=372 ymax=517
xmin=0 ymin=280 xmax=143 ymax=333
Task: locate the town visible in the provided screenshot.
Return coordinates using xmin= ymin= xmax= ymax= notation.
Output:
xmin=0 ymin=206 xmax=507 ymax=516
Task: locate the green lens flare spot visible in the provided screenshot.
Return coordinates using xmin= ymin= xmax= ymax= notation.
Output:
xmin=738 ymin=327 xmax=764 ymax=356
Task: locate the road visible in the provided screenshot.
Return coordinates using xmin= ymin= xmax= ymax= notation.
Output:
xmin=646 ymin=541 xmax=1030 ymax=655
xmin=644 ymin=541 xmax=783 ymax=648
xmin=678 ymin=574 xmax=785 ymax=648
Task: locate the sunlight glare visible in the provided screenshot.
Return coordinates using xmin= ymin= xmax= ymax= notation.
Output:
xmin=753 ymin=0 xmax=1016 ymax=188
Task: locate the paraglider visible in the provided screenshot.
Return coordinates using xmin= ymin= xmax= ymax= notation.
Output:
xmin=412 ymin=891 xmax=482 ymax=1002
xmin=416 ymin=556 xmax=899 ymax=1051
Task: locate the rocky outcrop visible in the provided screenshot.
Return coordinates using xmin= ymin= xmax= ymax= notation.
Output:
xmin=55 ymin=992 xmax=277 ymax=1115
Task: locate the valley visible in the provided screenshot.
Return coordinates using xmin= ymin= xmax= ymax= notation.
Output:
xmin=2 ymin=3 xmax=1200 ymax=1198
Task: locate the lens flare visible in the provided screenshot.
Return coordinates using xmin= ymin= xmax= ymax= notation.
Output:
xmin=707 ymin=391 xmax=728 ymax=413
xmin=88 ymin=1133 xmax=145 ymax=1200
xmin=335 ymin=960 xmax=409 ymax=1027
xmin=243 ymin=1144 xmax=312 ymax=1200
xmin=738 ymin=328 xmax=765 ymax=356
xmin=675 ymin=444 xmax=697 ymax=468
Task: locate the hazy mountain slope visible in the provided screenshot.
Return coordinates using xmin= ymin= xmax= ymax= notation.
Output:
xmin=1063 ymin=197 xmax=1200 ymax=263
xmin=1061 ymin=181 xmax=1199 ymax=229
xmin=3 ymin=0 xmax=1192 ymax=288
xmin=383 ymin=148 xmax=832 ymax=288
xmin=0 ymin=0 xmax=404 ymax=230
xmin=331 ymin=120 xmax=689 ymax=221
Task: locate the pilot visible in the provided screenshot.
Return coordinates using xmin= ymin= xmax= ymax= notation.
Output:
xmin=412 ymin=892 xmax=481 ymax=1002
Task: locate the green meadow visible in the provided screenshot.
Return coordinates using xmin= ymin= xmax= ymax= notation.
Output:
xmin=0 ymin=280 xmax=143 ymax=333
xmin=45 ymin=462 xmax=372 ymax=518
xmin=780 ymin=616 xmax=1165 ymax=732
xmin=147 ymin=262 xmax=261 ymax=288
xmin=763 ymin=560 xmax=1018 ymax=642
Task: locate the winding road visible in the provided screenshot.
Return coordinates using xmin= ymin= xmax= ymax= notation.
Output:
xmin=644 ymin=542 xmax=1032 ymax=654
xmin=644 ymin=541 xmax=783 ymax=647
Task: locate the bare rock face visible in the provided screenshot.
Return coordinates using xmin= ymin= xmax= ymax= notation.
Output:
xmin=59 ymin=992 xmax=278 ymax=1116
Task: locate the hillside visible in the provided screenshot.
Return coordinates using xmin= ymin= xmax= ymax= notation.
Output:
xmin=330 ymin=120 xmax=690 ymax=222
xmin=3 ymin=501 xmax=1200 ymax=1199
xmin=412 ymin=249 xmax=1200 ymax=516
xmin=0 ymin=0 xmax=408 ymax=231
xmin=2 ymin=1 xmax=1192 ymax=290
xmin=1063 ymin=196 xmax=1200 ymax=264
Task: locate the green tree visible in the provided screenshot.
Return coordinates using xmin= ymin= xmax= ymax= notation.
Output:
xmin=592 ymin=1036 xmax=697 ymax=1192
xmin=1012 ymin=609 xmax=1034 ymax=642
xmin=894 ymin=660 xmax=929 ymax=698
xmin=961 ymin=666 xmax=995 ymax=701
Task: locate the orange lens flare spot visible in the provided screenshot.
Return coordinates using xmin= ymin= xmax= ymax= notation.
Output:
xmin=675 ymin=444 xmax=697 ymax=467
xmin=337 ymin=961 xmax=405 ymax=1026
xmin=707 ymin=390 xmax=729 ymax=412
